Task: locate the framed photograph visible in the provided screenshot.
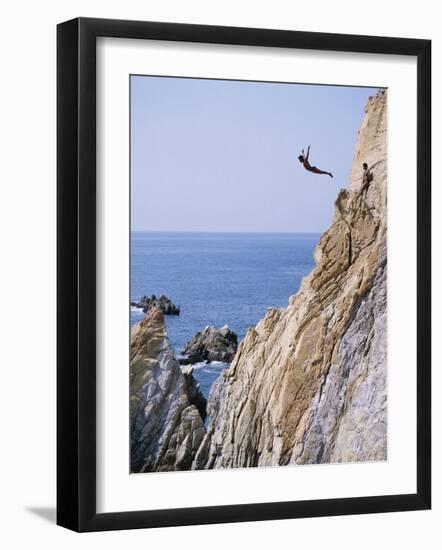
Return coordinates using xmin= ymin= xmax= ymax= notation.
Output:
xmin=57 ymin=17 xmax=431 ymax=532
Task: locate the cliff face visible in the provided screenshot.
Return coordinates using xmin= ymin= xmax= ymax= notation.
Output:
xmin=195 ymin=90 xmax=387 ymax=469
xmin=130 ymin=308 xmax=206 ymax=472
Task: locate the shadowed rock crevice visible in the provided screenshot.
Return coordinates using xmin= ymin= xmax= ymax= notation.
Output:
xmin=181 ymin=365 xmax=207 ymax=421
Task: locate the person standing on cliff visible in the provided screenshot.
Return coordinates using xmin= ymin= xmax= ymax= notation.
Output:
xmin=359 ymin=162 xmax=373 ymax=198
xmin=298 ymin=145 xmax=333 ymax=178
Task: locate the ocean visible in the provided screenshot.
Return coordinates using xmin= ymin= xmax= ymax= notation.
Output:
xmin=131 ymin=232 xmax=319 ymax=399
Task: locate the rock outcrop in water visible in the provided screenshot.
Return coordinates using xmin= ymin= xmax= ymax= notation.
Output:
xmin=131 ymin=294 xmax=180 ymax=315
xmin=130 ymin=308 xmax=206 ymax=472
xmin=181 ymin=325 xmax=238 ymax=364
xmin=193 ymin=90 xmax=388 ymax=469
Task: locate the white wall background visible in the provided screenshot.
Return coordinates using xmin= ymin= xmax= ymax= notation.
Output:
xmin=0 ymin=1 xmax=439 ymax=548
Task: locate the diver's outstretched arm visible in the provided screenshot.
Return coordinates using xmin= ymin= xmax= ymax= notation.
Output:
xmin=306 ymin=145 xmax=311 ymax=160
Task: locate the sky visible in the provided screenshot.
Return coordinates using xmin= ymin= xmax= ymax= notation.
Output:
xmin=131 ymin=76 xmax=378 ymax=233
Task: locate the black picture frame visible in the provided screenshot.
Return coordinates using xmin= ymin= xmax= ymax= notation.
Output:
xmin=57 ymin=17 xmax=431 ymax=532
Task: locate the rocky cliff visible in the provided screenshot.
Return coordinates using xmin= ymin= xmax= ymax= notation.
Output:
xmin=194 ymin=90 xmax=388 ymax=469
xmin=130 ymin=308 xmax=206 ymax=472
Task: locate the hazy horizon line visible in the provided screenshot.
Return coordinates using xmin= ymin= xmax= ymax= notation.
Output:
xmin=131 ymin=229 xmax=323 ymax=235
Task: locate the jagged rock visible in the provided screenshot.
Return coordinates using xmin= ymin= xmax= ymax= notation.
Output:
xmin=131 ymin=294 xmax=180 ymax=315
xmin=181 ymin=325 xmax=238 ymax=364
xmin=130 ymin=308 xmax=205 ymax=472
xmin=193 ymin=90 xmax=388 ymax=469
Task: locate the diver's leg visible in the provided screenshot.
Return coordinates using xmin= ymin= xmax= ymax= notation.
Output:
xmin=312 ymin=167 xmax=333 ymax=178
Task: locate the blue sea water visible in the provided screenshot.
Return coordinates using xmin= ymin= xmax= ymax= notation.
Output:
xmin=131 ymin=232 xmax=319 ymax=399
